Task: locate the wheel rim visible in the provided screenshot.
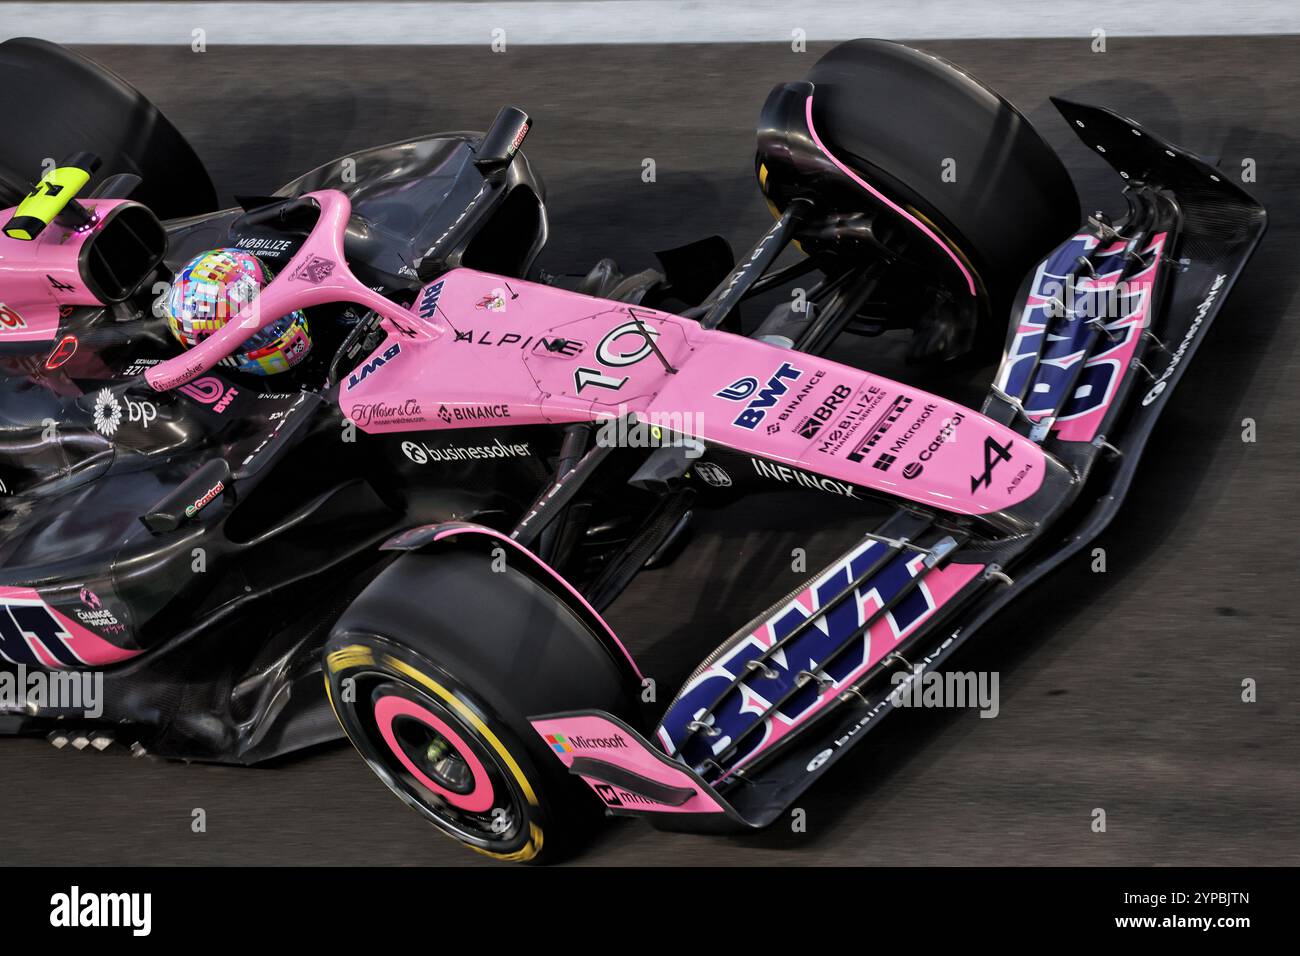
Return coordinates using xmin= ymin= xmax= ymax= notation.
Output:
xmin=347 ymin=677 xmax=532 ymax=852
xmin=373 ymin=693 xmax=494 ymax=813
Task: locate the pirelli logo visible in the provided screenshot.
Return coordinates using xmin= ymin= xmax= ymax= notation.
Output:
xmin=846 ymin=394 xmax=913 ymax=463
xmin=326 ymin=645 xmax=375 ymax=673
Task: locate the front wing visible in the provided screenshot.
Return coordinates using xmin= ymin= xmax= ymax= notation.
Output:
xmin=529 ymin=100 xmax=1267 ymax=831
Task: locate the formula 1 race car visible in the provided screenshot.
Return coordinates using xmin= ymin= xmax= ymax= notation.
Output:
xmin=0 ymin=37 xmax=1264 ymax=862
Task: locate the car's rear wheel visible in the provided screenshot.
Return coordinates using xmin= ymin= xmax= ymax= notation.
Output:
xmin=0 ymin=38 xmax=218 ymax=218
xmin=324 ymin=547 xmax=637 ymax=863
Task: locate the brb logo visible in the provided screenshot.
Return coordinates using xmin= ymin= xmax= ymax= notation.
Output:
xmin=658 ymin=537 xmax=947 ymax=770
xmin=717 ymin=362 xmax=802 ymax=430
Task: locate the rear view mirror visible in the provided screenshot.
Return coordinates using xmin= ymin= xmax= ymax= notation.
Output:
xmin=474 ymin=106 xmax=531 ymax=171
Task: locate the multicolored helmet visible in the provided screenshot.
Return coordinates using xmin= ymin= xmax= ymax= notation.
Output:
xmin=164 ymin=249 xmax=312 ymax=376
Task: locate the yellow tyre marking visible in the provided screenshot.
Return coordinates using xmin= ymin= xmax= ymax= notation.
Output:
xmin=466 ymin=822 xmax=544 ymax=863
xmin=326 ymin=644 xmax=375 ymax=673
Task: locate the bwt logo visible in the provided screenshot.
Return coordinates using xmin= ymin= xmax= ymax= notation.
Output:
xmin=659 ymin=538 xmax=937 ymax=769
xmin=0 ymin=600 xmax=86 ymax=667
xmin=716 ymin=376 xmax=759 ymax=402
xmin=417 ymin=280 xmax=444 ymax=320
xmin=347 ymin=342 xmax=401 ymax=389
xmin=718 ymin=362 xmax=803 ymax=430
xmin=179 ymin=376 xmax=238 ymax=413
xmin=998 ymin=233 xmax=1164 ymax=425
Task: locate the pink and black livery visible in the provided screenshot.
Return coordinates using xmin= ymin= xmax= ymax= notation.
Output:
xmin=0 ymin=38 xmax=1264 ymax=859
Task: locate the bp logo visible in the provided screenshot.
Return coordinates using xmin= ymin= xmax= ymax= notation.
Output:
xmin=92 ymin=388 xmax=123 ymax=437
xmin=92 ymin=387 xmax=157 ymax=437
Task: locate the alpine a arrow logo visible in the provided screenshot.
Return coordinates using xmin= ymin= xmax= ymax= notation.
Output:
xmin=969 ymin=435 xmax=1014 ymax=493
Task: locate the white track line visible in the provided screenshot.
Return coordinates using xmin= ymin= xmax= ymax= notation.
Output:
xmin=0 ymin=1 xmax=1296 ymax=45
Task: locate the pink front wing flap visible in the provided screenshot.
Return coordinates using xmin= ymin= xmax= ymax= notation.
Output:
xmin=346 ymin=268 xmax=1045 ymax=516
xmin=997 ymin=231 xmax=1168 ymax=444
xmin=655 ymin=542 xmax=985 ymax=778
xmin=530 ymin=713 xmax=726 ymax=815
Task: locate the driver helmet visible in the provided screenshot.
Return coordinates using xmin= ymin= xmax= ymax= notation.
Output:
xmin=164 ymin=248 xmax=312 ymax=376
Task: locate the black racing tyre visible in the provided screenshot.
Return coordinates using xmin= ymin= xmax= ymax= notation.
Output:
xmin=804 ymin=39 xmax=1081 ymax=320
xmin=0 ymin=38 xmax=218 ymax=218
xmin=324 ymin=547 xmax=636 ymax=864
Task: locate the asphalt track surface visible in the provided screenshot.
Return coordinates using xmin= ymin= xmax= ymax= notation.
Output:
xmin=4 ymin=37 xmax=1299 ymax=867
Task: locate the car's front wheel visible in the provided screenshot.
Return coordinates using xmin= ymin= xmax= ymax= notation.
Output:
xmin=324 ymin=547 xmax=636 ymax=863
